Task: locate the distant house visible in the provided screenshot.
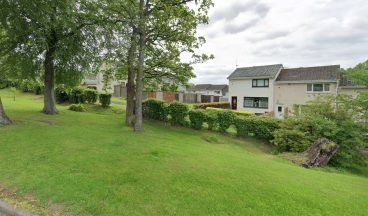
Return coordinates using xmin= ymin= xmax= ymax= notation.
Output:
xmin=228 ymin=64 xmax=366 ymax=118
xmin=84 ymin=72 xmax=126 ymax=97
xmin=188 ymin=84 xmax=229 ymax=102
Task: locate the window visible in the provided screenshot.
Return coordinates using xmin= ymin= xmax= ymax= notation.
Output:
xmin=214 ymin=90 xmax=221 ymax=94
xmin=244 ymin=97 xmax=268 ymax=109
xmin=252 ymin=79 xmax=269 ymax=87
xmin=278 ymin=106 xmax=282 ymax=112
xmin=307 ymin=83 xmax=331 ymax=93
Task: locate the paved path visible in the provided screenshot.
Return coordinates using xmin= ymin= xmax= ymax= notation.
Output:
xmin=0 ymin=200 xmax=32 ymax=216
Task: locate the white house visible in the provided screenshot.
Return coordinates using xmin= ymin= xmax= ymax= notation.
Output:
xmin=228 ymin=64 xmax=366 ymax=118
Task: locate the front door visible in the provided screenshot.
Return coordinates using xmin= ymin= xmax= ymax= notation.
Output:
xmin=276 ymin=105 xmax=284 ymax=119
xmin=231 ymin=96 xmax=237 ymax=110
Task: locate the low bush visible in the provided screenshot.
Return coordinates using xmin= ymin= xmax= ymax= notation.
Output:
xmin=167 ymin=102 xmax=188 ymax=126
xmin=217 ymin=110 xmax=236 ymax=133
xmin=70 ymin=87 xmax=86 ymax=104
xmin=33 ymin=81 xmax=44 ymax=95
xmin=194 ymin=102 xmax=230 ymax=109
xmin=203 ymin=109 xmax=219 ymax=130
xmin=55 ymin=84 xmax=70 ymax=103
xmin=189 ymin=109 xmax=206 ymax=130
xmin=19 ymin=79 xmax=35 ymax=92
xmin=142 ymin=99 xmax=168 ymax=121
xmin=234 ymin=116 xmax=280 ymax=141
xmin=69 ymin=104 xmax=86 ymax=112
xmin=206 ymin=107 xmax=254 ymax=117
xmin=84 ymin=89 xmax=98 ymax=104
xmin=99 ymin=93 xmax=112 ymax=108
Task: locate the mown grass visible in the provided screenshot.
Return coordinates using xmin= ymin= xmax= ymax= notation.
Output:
xmin=0 ymin=89 xmax=367 ymax=215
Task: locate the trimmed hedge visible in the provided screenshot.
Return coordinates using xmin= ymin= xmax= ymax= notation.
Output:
xmin=55 ymin=84 xmax=70 ymax=103
xmin=167 ymin=102 xmax=188 ymax=126
xmin=203 ymin=109 xmax=219 ymax=130
xmin=143 ymin=99 xmax=168 ymax=121
xmin=194 ymin=102 xmax=230 ymax=109
xmin=234 ymin=116 xmax=280 ymax=141
xmin=217 ymin=110 xmax=236 ymax=133
xmin=206 ymin=107 xmax=254 ymax=117
xmin=99 ymin=93 xmax=112 ymax=108
xmin=70 ymin=87 xmax=86 ymax=104
xmin=69 ymin=104 xmax=86 ymax=112
xmin=189 ymin=109 xmax=206 ymax=130
xmin=84 ymin=89 xmax=98 ymax=104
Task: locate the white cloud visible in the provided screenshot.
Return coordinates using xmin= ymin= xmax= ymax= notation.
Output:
xmin=191 ymin=0 xmax=368 ymax=84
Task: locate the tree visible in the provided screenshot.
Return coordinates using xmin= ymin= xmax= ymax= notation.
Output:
xmin=0 ymin=97 xmax=11 ymax=125
xmin=346 ymin=60 xmax=368 ymax=86
xmin=0 ymin=0 xmax=103 ymax=114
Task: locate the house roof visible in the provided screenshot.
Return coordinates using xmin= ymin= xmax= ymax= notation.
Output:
xmin=227 ymin=64 xmax=283 ymax=79
xmin=190 ymin=84 xmax=228 ymax=92
xmin=276 ymin=65 xmax=340 ymax=82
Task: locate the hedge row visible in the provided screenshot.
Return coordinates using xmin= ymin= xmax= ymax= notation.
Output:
xmin=55 ymin=85 xmax=111 ymax=108
xmin=1 ymin=79 xmax=45 ymax=95
xmin=193 ymin=102 xmax=230 ymax=109
xmin=143 ymin=99 xmax=280 ymax=141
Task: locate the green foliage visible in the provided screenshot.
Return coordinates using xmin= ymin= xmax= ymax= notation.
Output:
xmin=234 ymin=116 xmax=280 ymax=141
xmin=189 ymin=109 xmax=206 ymax=130
xmin=345 ymin=59 xmax=368 ymax=86
xmin=194 ymin=102 xmax=230 ymax=109
xmin=99 ymin=93 xmax=112 ymax=108
xmin=19 ymin=79 xmax=35 ymax=92
xmin=206 ymin=107 xmax=254 ymax=117
xmin=203 ymin=109 xmax=219 ymax=130
xmin=33 ymin=81 xmax=44 ymax=95
xmin=167 ymin=102 xmax=189 ymax=126
xmin=142 ymin=99 xmax=168 ymax=121
xmin=84 ymin=89 xmax=98 ymax=104
xmin=217 ymin=111 xmax=235 ymax=133
xmin=55 ymin=84 xmax=70 ymax=104
xmin=69 ymin=104 xmax=86 ymax=112
xmin=70 ymin=87 xmax=86 ymax=104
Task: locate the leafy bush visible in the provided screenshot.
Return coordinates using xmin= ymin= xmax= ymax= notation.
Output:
xmin=194 ymin=102 xmax=230 ymax=109
xmin=55 ymin=84 xmax=70 ymax=103
xmin=84 ymin=89 xmax=98 ymax=104
xmin=217 ymin=110 xmax=235 ymax=133
xmin=189 ymin=109 xmax=206 ymax=130
xmin=167 ymin=102 xmax=188 ymax=126
xmin=206 ymin=107 xmax=254 ymax=117
xmin=142 ymin=99 xmax=168 ymax=121
xmin=33 ymin=81 xmax=44 ymax=95
xmin=19 ymin=79 xmax=35 ymax=92
xmin=203 ymin=109 xmax=219 ymax=130
xmin=70 ymin=87 xmax=86 ymax=104
xmin=234 ymin=116 xmax=280 ymax=141
xmin=99 ymin=93 xmax=112 ymax=108
xmin=69 ymin=104 xmax=86 ymax=112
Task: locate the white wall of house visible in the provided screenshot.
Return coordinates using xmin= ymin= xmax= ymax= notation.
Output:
xmin=274 ymin=82 xmax=338 ymax=116
xmin=229 ymin=77 xmax=275 ymax=114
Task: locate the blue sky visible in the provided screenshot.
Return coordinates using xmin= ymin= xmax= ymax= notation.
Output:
xmin=192 ymin=0 xmax=368 ymax=84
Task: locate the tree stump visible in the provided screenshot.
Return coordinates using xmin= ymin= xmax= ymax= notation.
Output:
xmin=0 ymin=97 xmax=12 ymax=125
xmin=302 ymin=138 xmax=339 ymax=168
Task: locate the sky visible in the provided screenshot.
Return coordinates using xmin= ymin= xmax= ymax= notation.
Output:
xmin=191 ymin=0 xmax=368 ymax=84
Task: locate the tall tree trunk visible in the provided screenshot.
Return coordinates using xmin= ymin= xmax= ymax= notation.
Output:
xmin=42 ymin=31 xmax=58 ymax=115
xmin=0 ymin=97 xmax=11 ymax=125
xmin=134 ymin=0 xmax=147 ymax=132
xmin=125 ymin=29 xmax=137 ymax=126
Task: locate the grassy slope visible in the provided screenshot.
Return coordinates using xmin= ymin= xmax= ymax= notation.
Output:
xmin=0 ymin=89 xmax=367 ymax=215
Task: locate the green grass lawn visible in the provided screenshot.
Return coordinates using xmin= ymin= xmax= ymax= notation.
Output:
xmin=0 ymin=89 xmax=367 ymax=215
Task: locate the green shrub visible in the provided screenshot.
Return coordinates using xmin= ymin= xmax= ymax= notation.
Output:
xmin=167 ymin=102 xmax=188 ymax=126
xmin=70 ymin=87 xmax=86 ymax=104
xmin=203 ymin=109 xmax=219 ymax=130
xmin=142 ymin=99 xmax=168 ymax=121
xmin=69 ymin=104 xmax=86 ymax=112
xmin=55 ymin=84 xmax=70 ymax=103
xmin=217 ymin=110 xmax=235 ymax=133
xmin=194 ymin=102 xmax=230 ymax=109
xmin=206 ymin=107 xmax=254 ymax=117
xmin=189 ymin=109 xmax=206 ymax=130
xmin=84 ymin=89 xmax=98 ymax=104
xmin=99 ymin=93 xmax=112 ymax=108
xmin=19 ymin=79 xmax=35 ymax=92
xmin=33 ymin=81 xmax=44 ymax=95
xmin=234 ymin=116 xmax=280 ymax=141
xmin=271 ymin=117 xmax=337 ymax=152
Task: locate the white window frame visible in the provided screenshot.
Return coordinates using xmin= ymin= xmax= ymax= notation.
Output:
xmin=306 ymin=83 xmax=331 ymax=93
